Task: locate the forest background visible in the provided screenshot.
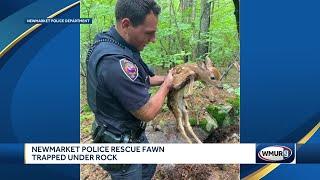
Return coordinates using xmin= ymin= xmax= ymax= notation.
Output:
xmin=80 ymin=0 xmax=240 ymax=136
xmin=80 ymin=0 xmax=239 ymax=74
xmin=80 ymin=1 xmax=240 ymax=178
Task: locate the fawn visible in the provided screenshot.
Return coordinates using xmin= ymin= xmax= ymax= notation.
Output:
xmin=167 ymin=57 xmax=221 ymax=143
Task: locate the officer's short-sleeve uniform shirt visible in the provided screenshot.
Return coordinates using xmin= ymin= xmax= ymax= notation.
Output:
xmin=92 ymin=26 xmax=154 ymax=134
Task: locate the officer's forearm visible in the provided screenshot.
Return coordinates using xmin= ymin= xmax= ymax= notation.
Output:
xmin=149 ymin=75 xmax=165 ymax=86
xmin=131 ymin=82 xmax=170 ymax=122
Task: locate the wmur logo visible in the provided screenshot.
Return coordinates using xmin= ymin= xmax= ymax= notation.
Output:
xmin=256 ymin=144 xmax=295 ymax=163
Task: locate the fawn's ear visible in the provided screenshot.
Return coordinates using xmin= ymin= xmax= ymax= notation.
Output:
xmin=205 ymin=56 xmax=213 ymax=68
xmin=197 ymin=61 xmax=206 ymax=70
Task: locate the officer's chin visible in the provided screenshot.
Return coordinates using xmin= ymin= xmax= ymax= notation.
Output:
xmin=138 ymin=46 xmax=145 ymax=51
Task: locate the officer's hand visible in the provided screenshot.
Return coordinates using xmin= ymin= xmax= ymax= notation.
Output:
xmin=163 ymin=69 xmax=174 ymax=89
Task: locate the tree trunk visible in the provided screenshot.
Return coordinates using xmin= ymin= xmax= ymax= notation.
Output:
xmin=171 ymin=0 xmax=187 ymax=63
xmin=180 ymin=0 xmax=194 ymax=62
xmin=192 ymin=0 xmax=196 ymax=21
xmin=233 ymin=0 xmax=240 ymax=36
xmin=182 ymin=0 xmax=194 ymax=23
xmin=191 ymin=0 xmax=197 ymax=61
xmin=180 ymin=0 xmax=193 ymax=11
xmin=197 ymin=0 xmax=212 ymax=59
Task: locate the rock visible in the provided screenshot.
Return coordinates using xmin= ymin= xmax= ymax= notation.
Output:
xmin=205 ymin=114 xmax=218 ymax=132
xmin=154 ymin=124 xmax=162 ymax=131
xmin=204 ymin=124 xmax=239 ymax=143
xmin=206 ymin=104 xmax=236 ymax=127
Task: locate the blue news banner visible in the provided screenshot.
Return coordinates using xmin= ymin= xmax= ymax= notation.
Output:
xmin=1 ymin=0 xmax=320 ymax=179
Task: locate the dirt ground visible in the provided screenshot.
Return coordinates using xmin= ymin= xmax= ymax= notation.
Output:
xmin=80 ymin=68 xmax=240 ymax=180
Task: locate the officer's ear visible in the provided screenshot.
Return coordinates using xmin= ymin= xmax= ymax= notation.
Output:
xmin=120 ymin=18 xmax=131 ymax=30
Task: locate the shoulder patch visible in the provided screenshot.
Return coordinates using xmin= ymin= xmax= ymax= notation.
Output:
xmin=120 ymin=58 xmax=139 ymax=81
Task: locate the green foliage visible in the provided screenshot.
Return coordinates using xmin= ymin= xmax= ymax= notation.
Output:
xmin=82 ymin=104 xmax=91 ymax=113
xmin=82 ymin=124 xmax=91 ymax=134
xmin=206 ymin=104 xmax=235 ymax=127
xmin=199 ymin=119 xmax=208 ymax=132
xmin=80 ymin=112 xmax=94 ymax=122
xmin=226 ymin=95 xmax=240 ymax=116
xmin=223 ymin=85 xmax=240 ymax=116
xmin=149 ymin=86 xmax=159 ymax=96
xmin=206 ymin=85 xmax=240 ymax=128
xmin=207 ymin=105 xmax=225 ymax=126
xmin=234 ymin=87 xmax=240 ymax=96
xmin=80 ymin=0 xmax=116 ymax=67
xmin=189 ymin=117 xmax=197 ymax=126
xmin=189 ymin=118 xmax=210 ymax=132
xmin=223 ymin=84 xmax=235 ymax=94
xmin=208 ymin=0 xmax=239 ymax=65
xmin=80 ymin=104 xmax=94 ymax=122
xmin=80 ymin=0 xmax=239 ymax=67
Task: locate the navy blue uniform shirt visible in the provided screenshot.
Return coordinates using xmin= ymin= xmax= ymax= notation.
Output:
xmin=94 ymin=26 xmax=154 ymax=134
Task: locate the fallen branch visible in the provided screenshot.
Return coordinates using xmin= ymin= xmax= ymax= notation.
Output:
xmin=219 ymin=60 xmax=240 ymax=81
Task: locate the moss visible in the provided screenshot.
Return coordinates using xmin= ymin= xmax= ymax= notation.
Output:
xmin=226 ymin=95 xmax=240 ymax=116
xmin=199 ymin=119 xmax=208 ymax=131
xmin=206 ymin=104 xmax=236 ymax=127
xmin=222 ymin=116 xmax=235 ymax=127
xmin=189 ymin=118 xmax=197 ymax=126
xmin=188 ymin=118 xmax=210 ymax=132
xmin=206 ymin=105 xmax=227 ymax=127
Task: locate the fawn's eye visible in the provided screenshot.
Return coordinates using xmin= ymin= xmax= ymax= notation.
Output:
xmin=210 ymin=76 xmax=215 ymax=80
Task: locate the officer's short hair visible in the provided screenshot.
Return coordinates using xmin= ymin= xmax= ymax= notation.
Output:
xmin=115 ymin=0 xmax=161 ymax=27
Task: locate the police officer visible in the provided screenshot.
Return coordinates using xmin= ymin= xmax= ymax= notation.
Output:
xmin=86 ymin=0 xmax=173 ymax=179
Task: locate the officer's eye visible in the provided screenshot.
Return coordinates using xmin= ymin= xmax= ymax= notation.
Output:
xmin=145 ymin=31 xmax=155 ymax=35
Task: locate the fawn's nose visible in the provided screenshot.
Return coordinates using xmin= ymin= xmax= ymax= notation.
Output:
xmin=217 ymin=84 xmax=223 ymax=89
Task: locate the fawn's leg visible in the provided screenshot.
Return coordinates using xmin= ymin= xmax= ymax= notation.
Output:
xmin=184 ymin=76 xmax=195 ymax=97
xmin=173 ymin=106 xmax=192 ymax=143
xmin=182 ymin=103 xmax=202 ymax=144
xmin=183 ymin=80 xmax=198 ymax=125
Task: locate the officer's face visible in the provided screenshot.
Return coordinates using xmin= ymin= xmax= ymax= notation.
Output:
xmin=128 ymin=12 xmax=158 ymax=51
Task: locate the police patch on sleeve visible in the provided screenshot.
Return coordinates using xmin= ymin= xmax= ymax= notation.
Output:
xmin=119 ymin=58 xmax=139 ymax=81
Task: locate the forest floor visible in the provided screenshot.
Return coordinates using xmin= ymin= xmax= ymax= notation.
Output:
xmin=80 ymin=67 xmax=240 ymax=180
